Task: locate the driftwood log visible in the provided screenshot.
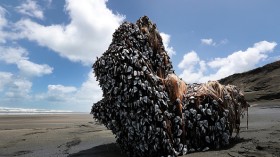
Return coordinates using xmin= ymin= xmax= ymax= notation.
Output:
xmin=91 ymin=16 xmax=249 ymax=157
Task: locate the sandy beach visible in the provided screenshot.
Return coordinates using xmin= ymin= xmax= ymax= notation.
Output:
xmin=1 ymin=103 xmax=280 ymax=157
xmin=0 ymin=114 xmax=115 ymax=157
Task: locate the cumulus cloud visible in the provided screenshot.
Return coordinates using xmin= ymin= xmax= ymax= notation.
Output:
xmin=179 ymin=41 xmax=277 ymax=83
xmin=0 ymin=1 xmax=109 ymax=111
xmin=48 ymin=85 xmax=77 ymax=93
xmin=0 ymin=6 xmax=6 ymax=28
xmin=178 ymin=51 xmax=200 ymax=69
xmin=0 ymin=0 xmax=114 ymax=111
xmin=178 ymin=51 xmax=206 ymax=83
xmin=0 ymin=46 xmax=53 ymax=77
xmin=17 ymin=60 xmax=53 ymax=77
xmin=0 ymin=5 xmax=37 ymax=102
xmin=36 ymin=71 xmax=102 ymax=111
xmin=71 ymin=71 xmax=102 ymax=111
xmin=0 ymin=6 xmax=8 ymax=43
xmin=0 ymin=72 xmax=13 ymax=91
xmin=160 ymin=32 xmax=176 ymax=57
xmin=44 ymin=84 xmax=77 ymax=102
xmin=15 ymin=0 xmax=44 ymax=19
xmin=201 ymin=38 xmax=215 ymax=46
xmin=75 ymin=72 xmax=103 ymax=104
xmin=0 ymin=6 xmax=25 ymax=43
xmin=0 ymin=71 xmax=32 ymax=100
xmin=15 ymin=0 xmax=125 ymax=65
xmin=5 ymin=79 xmax=32 ymax=99
xmin=0 ymin=70 xmax=32 ymax=100
xmin=201 ymin=38 xmax=229 ymax=46
xmin=0 ymin=47 xmax=28 ymax=63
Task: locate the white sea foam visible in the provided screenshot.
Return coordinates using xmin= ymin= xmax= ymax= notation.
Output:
xmin=0 ymin=107 xmax=73 ymax=115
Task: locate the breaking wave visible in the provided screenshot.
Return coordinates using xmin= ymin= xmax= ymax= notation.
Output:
xmin=0 ymin=107 xmax=73 ymax=115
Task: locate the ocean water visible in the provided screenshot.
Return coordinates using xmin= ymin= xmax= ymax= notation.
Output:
xmin=0 ymin=107 xmax=75 ymax=115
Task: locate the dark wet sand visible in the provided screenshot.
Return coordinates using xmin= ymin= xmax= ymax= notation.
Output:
xmin=1 ymin=102 xmax=280 ymax=157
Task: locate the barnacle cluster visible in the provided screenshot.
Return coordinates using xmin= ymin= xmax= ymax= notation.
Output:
xmin=91 ymin=16 xmax=249 ymax=157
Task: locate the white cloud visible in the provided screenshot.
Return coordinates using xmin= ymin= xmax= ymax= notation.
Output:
xmin=0 ymin=72 xmax=13 ymax=91
xmin=0 ymin=6 xmax=8 ymax=43
xmin=179 ymin=41 xmax=277 ymax=83
xmin=201 ymin=38 xmax=229 ymax=46
xmin=178 ymin=51 xmax=206 ymax=83
xmin=201 ymin=38 xmax=216 ymax=46
xmin=178 ymin=51 xmax=200 ymax=69
xmin=43 ymin=84 xmax=77 ymax=102
xmin=15 ymin=0 xmax=44 ymax=19
xmin=0 ymin=0 xmax=113 ymax=111
xmin=17 ymin=60 xmax=53 ymax=77
xmin=0 ymin=71 xmax=32 ymax=100
xmin=0 ymin=47 xmax=28 ymax=64
xmin=0 ymin=5 xmax=38 ymax=102
xmin=5 ymin=78 xmax=32 ymax=99
xmin=75 ymin=72 xmax=102 ymax=104
xmin=2 ymin=71 xmax=101 ymax=111
xmin=72 ymin=71 xmax=102 ymax=111
xmin=36 ymin=71 xmax=102 ymax=111
xmin=0 ymin=6 xmax=7 ymax=29
xmin=15 ymin=0 xmax=125 ymax=65
xmin=160 ymin=32 xmax=176 ymax=57
xmin=0 ymin=46 xmax=53 ymax=77
xmin=48 ymin=84 xmax=77 ymax=93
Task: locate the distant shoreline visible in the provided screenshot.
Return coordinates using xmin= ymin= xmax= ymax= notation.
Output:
xmin=0 ymin=112 xmax=89 ymax=115
xmin=0 ymin=106 xmax=90 ymax=115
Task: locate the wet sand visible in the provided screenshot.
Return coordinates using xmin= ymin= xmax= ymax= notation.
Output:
xmin=1 ymin=103 xmax=280 ymax=157
xmin=0 ymin=114 xmax=115 ymax=157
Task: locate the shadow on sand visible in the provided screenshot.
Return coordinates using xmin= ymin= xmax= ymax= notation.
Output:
xmin=68 ymin=143 xmax=124 ymax=157
xmin=69 ymin=138 xmax=250 ymax=157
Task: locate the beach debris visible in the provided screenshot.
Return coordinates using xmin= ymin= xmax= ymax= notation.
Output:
xmin=91 ymin=16 xmax=249 ymax=157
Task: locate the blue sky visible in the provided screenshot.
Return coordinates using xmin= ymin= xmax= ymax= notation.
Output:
xmin=0 ymin=0 xmax=279 ymax=112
